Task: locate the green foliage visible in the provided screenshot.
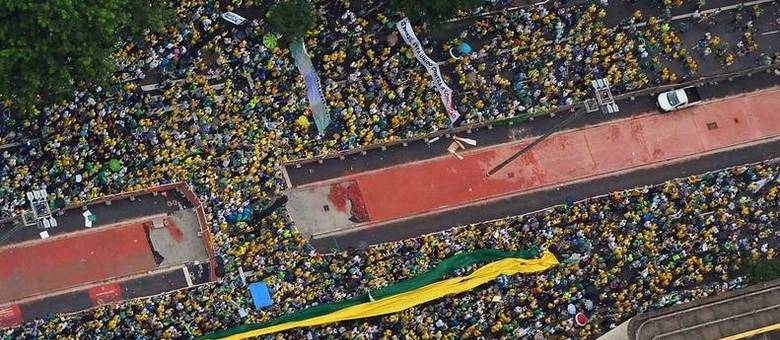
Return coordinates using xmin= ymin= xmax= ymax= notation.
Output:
xmin=744 ymin=256 xmax=780 ymax=283
xmin=266 ymin=0 xmax=315 ymax=42
xmin=391 ymin=0 xmax=483 ymax=24
xmin=0 ymin=0 xmax=168 ymax=115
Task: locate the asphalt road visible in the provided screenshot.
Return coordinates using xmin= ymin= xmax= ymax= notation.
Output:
xmin=0 ymin=188 xmax=213 ymax=326
xmin=311 ymin=137 xmax=780 ymax=252
xmin=287 ymin=67 xmax=780 ymax=186
xmin=285 ymin=0 xmax=780 ymax=252
xmin=433 ymin=0 xmax=780 ymax=106
xmin=0 ymin=189 xmax=190 ymax=246
xmin=17 ymin=265 xmax=202 ymax=323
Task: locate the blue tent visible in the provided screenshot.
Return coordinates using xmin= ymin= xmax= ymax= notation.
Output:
xmin=248 ymin=282 xmax=273 ymax=309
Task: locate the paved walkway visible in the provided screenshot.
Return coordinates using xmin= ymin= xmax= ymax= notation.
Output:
xmin=286 ymin=72 xmax=780 ymax=188
xmin=0 ymin=184 xmax=214 ymax=328
xmin=0 ymin=188 xmax=190 ymax=246
xmin=287 ymin=88 xmax=780 ymax=239
xmin=0 ymin=222 xmax=156 ymax=305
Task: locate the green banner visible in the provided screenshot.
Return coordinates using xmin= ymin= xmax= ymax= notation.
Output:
xmin=200 ymin=248 xmax=542 ymax=339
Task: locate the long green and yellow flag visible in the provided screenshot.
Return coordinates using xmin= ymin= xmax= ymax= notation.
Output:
xmin=201 ymin=249 xmax=558 ymax=339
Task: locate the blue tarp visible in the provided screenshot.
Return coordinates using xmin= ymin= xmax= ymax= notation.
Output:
xmin=248 ymin=282 xmax=273 ymax=309
xmin=458 ymin=42 xmax=472 ymax=54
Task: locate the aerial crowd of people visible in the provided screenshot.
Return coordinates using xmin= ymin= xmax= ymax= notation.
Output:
xmin=2 ymin=0 xmax=780 ymax=338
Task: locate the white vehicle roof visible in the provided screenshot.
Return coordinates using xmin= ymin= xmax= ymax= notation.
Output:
xmin=657 ymin=89 xmax=688 ymax=111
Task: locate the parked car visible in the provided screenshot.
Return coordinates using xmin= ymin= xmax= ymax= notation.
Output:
xmin=657 ymin=86 xmax=702 ymax=112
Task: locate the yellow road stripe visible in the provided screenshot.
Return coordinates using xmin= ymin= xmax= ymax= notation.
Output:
xmin=719 ymin=322 xmax=780 ymax=340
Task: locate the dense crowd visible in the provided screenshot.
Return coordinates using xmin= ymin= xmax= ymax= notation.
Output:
xmin=7 ymin=153 xmax=780 ymax=339
xmin=2 ymin=0 xmax=780 ymax=339
xmin=267 ymin=162 xmax=780 ymax=339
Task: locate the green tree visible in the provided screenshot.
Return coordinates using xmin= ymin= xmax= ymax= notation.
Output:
xmin=266 ymin=0 xmax=316 ymax=42
xmin=744 ymin=256 xmax=780 ymax=284
xmin=0 ymin=0 xmax=168 ymax=115
xmin=391 ymin=0 xmax=482 ymax=24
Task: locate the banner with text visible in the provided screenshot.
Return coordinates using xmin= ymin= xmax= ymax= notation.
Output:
xmin=290 ymin=39 xmax=331 ymax=134
xmin=396 ymin=18 xmax=460 ymax=125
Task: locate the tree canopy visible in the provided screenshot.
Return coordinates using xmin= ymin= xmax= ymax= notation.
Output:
xmin=265 ymin=0 xmax=316 ymax=42
xmin=744 ymin=255 xmax=780 ymax=284
xmin=391 ymin=0 xmax=482 ymax=24
xmin=0 ymin=0 xmax=167 ymax=114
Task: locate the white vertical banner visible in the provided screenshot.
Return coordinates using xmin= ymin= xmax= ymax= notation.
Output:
xmin=290 ymin=39 xmax=331 ymax=134
xmin=396 ymin=18 xmax=460 ymax=126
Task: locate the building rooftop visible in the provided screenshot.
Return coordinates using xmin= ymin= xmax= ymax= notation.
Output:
xmin=600 ymin=278 xmax=780 ymax=340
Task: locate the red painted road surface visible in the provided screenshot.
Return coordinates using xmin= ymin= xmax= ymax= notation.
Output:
xmin=319 ymin=89 xmax=780 ymax=227
xmin=88 ymin=283 xmax=124 ymax=305
xmin=0 ymin=305 xmax=21 ymax=328
xmin=0 ymin=223 xmax=156 ymax=305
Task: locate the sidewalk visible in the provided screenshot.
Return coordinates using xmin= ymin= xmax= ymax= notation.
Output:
xmin=287 ymin=88 xmax=780 ymax=239
xmin=285 ymin=71 xmax=780 ymax=187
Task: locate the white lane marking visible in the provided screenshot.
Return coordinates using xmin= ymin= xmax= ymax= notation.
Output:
xmin=183 ymin=265 xmax=193 ymax=287
xmin=445 ymin=0 xmax=554 ymax=23
xmin=469 ymin=0 xmax=776 ymax=62
xmin=762 ymin=30 xmax=780 ymax=35
xmin=629 ymin=0 xmax=776 ymax=29
xmin=94 ymin=289 xmax=118 ymax=297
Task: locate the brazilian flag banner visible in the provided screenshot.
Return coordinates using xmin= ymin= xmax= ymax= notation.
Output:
xmin=201 ymin=248 xmax=558 ymax=339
